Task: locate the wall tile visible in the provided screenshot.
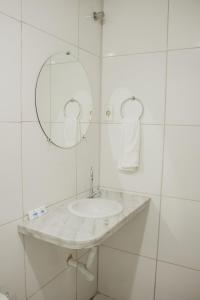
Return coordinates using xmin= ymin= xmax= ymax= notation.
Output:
xmin=79 ymin=0 xmax=102 ymax=56
xmin=0 ymin=123 xmax=22 ymax=226
xmin=0 ymin=0 xmax=21 ymax=19
xmin=156 ymin=261 xmax=200 ymax=300
xmin=0 ymin=14 xmax=21 ymax=121
xmin=158 ymin=197 xmax=200 ymax=270
xmin=77 ymin=123 xmax=99 ymax=194
xmin=25 ymin=236 xmax=74 ymax=297
xmin=168 ymin=0 xmax=200 ymax=49
xmin=103 ymin=0 xmax=168 ymax=56
xmin=166 ymin=49 xmax=200 ymax=125
xmin=77 ymin=251 xmax=97 ymax=300
xmin=102 ymin=53 xmax=166 ymax=124
xmin=22 ymin=0 xmax=78 ymax=45
xmin=100 ymin=124 xmax=163 ymax=195
xmin=98 ymin=246 xmax=156 ymax=300
xmin=22 ymin=122 xmax=76 ymax=213
xmin=103 ymin=195 xmax=160 ymax=259
xmin=0 ymin=221 xmax=26 ymax=300
xmin=79 ymin=50 xmax=101 ymax=122
xmin=162 ymin=126 xmax=200 ymax=201
xmin=22 ymin=24 xmax=77 ymax=122
xmin=29 ymin=268 xmax=76 ymax=300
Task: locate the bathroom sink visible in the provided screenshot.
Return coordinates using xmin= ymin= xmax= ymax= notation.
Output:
xmin=18 ymin=189 xmax=150 ymax=249
xmin=68 ymin=197 xmax=123 ymax=218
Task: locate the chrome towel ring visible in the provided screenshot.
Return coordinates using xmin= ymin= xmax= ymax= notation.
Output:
xmin=120 ymin=96 xmax=144 ymax=119
xmin=64 ymin=98 xmax=81 ymax=118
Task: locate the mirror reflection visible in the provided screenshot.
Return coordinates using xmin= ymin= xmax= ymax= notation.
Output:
xmin=35 ymin=52 xmax=93 ymax=148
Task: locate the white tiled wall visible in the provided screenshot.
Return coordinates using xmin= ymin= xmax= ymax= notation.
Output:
xmin=99 ymin=246 xmax=156 ymax=300
xmin=1 ymin=1 xmax=200 ymax=299
xmin=0 ymin=1 xmax=102 ymax=299
xmin=99 ymin=0 xmax=200 ymax=299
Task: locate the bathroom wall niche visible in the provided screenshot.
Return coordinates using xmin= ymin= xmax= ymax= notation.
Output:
xmin=35 ymin=51 xmax=93 ymax=148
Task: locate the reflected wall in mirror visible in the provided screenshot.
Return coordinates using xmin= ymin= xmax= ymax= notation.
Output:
xmin=35 ymin=52 xmax=93 ymax=148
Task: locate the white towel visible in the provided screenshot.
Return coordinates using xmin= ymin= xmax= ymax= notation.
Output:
xmin=118 ymin=118 xmax=141 ymax=172
xmin=64 ymin=116 xmax=81 ymax=147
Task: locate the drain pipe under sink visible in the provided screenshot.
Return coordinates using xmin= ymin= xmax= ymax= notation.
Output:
xmin=67 ymin=247 xmax=97 ymax=282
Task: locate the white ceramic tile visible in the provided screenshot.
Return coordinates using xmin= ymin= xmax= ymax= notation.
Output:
xmin=77 ymin=123 xmax=99 ymax=194
xmin=29 ymin=268 xmax=76 ymax=300
xmin=0 ymin=221 xmax=26 ymax=300
xmin=79 ymin=50 xmax=101 ymax=122
xmin=0 ymin=124 xmax=22 ymax=226
xmin=103 ymin=0 xmax=168 ymax=56
xmin=22 ymin=24 xmax=77 ymax=121
xmin=22 ymin=122 xmax=76 ymax=213
xmin=162 ymin=126 xmax=200 ymax=201
xmin=77 ymin=251 xmax=97 ymax=300
xmin=0 ymin=14 xmax=21 ymax=121
xmin=102 ymin=53 xmax=166 ymax=124
xmin=79 ymin=0 xmax=102 ymax=56
xmin=158 ymin=197 xmax=200 ymax=270
xmin=22 ymin=0 xmax=78 ymax=45
xmin=103 ymin=196 xmax=160 ymax=259
xmin=166 ymin=49 xmax=200 ymax=125
xmin=25 ymin=236 xmax=74 ymax=297
xmin=0 ymin=0 xmax=21 ymax=19
xmin=156 ymin=261 xmax=200 ymax=300
xmin=98 ymin=246 xmax=156 ymax=300
xmin=168 ymin=0 xmax=200 ymax=49
xmin=100 ymin=124 xmax=163 ymax=195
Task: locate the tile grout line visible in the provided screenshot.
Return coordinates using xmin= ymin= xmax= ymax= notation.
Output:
xmin=153 ymin=0 xmax=170 ymax=299
xmin=0 ymin=10 xmax=101 ymax=59
xmin=97 ymin=0 xmax=105 ymax=295
xmin=102 ymin=46 xmax=200 ymax=59
xmin=75 ymin=1 xmax=81 ymax=299
xmin=21 ymin=21 xmax=101 ymax=59
xmin=19 ymin=2 xmax=29 ymax=299
xmin=101 ymin=244 xmax=200 ymax=273
xmin=0 ymin=189 xmax=88 ymax=230
xmin=27 ymin=267 xmax=70 ymax=300
xmin=100 ymin=244 xmax=156 ymax=261
xmin=1 ymin=9 xmax=200 ymax=59
xmin=1 ymin=120 xmax=200 ymax=127
xmin=100 ymin=185 xmax=200 ymax=204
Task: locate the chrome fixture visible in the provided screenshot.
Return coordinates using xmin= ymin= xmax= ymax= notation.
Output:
xmin=67 ymin=247 xmax=97 ymax=282
xmin=63 ymin=98 xmax=81 ymax=118
xmin=93 ymin=11 xmax=105 ymax=22
xmin=88 ymin=167 xmax=100 ymax=198
xmin=120 ymin=96 xmax=144 ymax=119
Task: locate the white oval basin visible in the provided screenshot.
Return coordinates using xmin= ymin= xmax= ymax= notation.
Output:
xmin=68 ymin=198 xmax=123 ymax=218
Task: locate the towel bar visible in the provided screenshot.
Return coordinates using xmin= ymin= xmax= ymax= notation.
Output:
xmin=64 ymin=98 xmax=81 ymax=118
xmin=120 ymin=96 xmax=144 ymax=119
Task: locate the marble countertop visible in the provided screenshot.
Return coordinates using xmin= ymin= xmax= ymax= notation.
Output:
xmin=18 ymin=189 xmax=150 ymax=250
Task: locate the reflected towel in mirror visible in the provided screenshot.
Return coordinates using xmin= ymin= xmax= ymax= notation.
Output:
xmin=64 ymin=116 xmax=81 ymax=148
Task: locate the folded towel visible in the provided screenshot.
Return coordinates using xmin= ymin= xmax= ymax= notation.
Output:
xmin=64 ymin=116 xmax=81 ymax=147
xmin=118 ymin=118 xmax=141 ymax=172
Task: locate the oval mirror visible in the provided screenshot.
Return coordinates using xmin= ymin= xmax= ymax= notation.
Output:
xmin=35 ymin=52 xmax=93 ymax=148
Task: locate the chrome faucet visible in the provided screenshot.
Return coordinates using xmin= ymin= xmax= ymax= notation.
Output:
xmin=88 ymin=167 xmax=100 ymax=198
